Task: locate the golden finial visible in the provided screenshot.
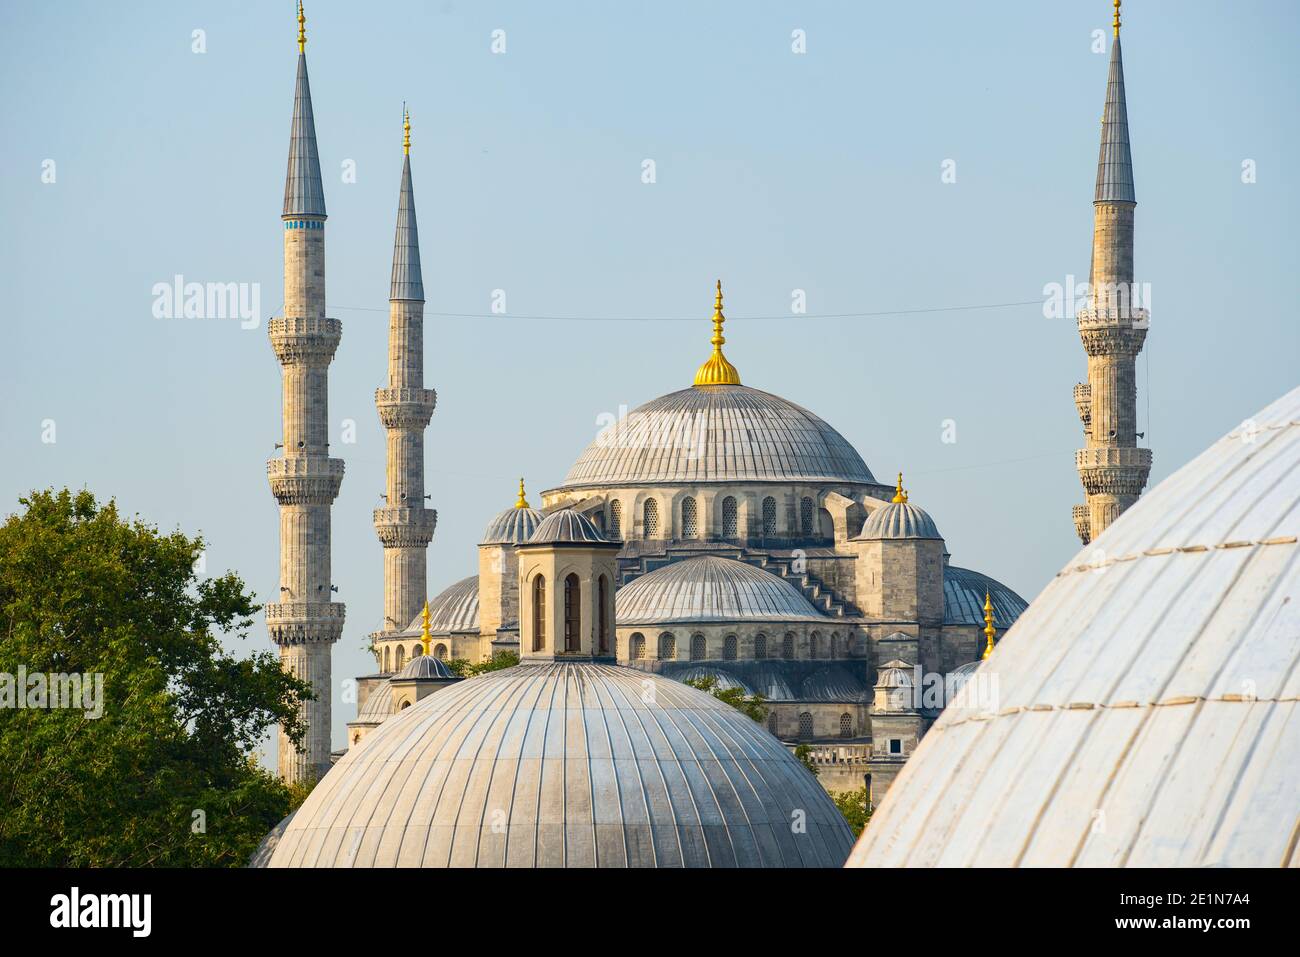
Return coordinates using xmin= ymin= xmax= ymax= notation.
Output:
xmin=982 ymin=591 xmax=997 ymax=660
xmin=692 ymin=280 xmax=742 ymax=387
xmin=1113 ymin=0 xmax=1121 ymax=38
xmin=420 ymin=600 xmax=432 ymax=656
xmin=515 ymin=477 xmax=530 ymax=509
xmin=297 ymin=1 xmax=306 ymax=53
xmin=891 ymin=471 xmax=909 ymax=504
xmin=403 ymin=104 xmax=411 ymax=155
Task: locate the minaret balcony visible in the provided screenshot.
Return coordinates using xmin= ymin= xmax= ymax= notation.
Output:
xmin=265 ymin=600 xmax=346 ymax=645
xmin=375 ymin=387 xmax=437 ymax=429
xmin=373 ymin=506 xmax=437 ymax=548
xmin=1073 ymin=383 xmax=1092 ymax=429
xmin=1072 ymin=504 xmax=1091 ymax=544
xmin=269 ymin=316 xmax=343 ymax=363
xmin=1075 ymin=447 xmax=1152 ymax=496
xmin=268 ymin=457 xmax=345 ymax=504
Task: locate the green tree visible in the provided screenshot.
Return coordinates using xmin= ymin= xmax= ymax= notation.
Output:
xmin=682 ymin=674 xmax=768 ymax=722
xmin=793 ymin=743 xmax=820 ymax=777
xmin=447 ymin=649 xmax=519 ymax=678
xmin=0 ymin=489 xmax=312 ymax=867
xmin=831 ymin=786 xmax=873 ymax=837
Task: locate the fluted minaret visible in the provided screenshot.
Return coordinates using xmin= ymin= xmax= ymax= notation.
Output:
xmin=372 ymin=109 xmax=437 ymax=652
xmin=1073 ymin=0 xmax=1151 ymax=545
xmin=267 ymin=3 xmax=345 ymax=783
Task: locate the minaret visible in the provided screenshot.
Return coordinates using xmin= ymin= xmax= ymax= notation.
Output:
xmin=266 ymin=3 xmax=346 ymax=784
xmin=1073 ymin=0 xmax=1151 ymax=544
xmin=372 ymin=107 xmax=437 ymax=651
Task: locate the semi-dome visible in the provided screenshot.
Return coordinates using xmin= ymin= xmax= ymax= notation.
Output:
xmin=943 ymin=564 xmax=1029 ymax=628
xmin=396 ymin=654 xmax=456 ymax=680
xmin=481 ymin=506 xmax=544 ymax=545
xmin=399 ymin=576 xmax=479 ymax=636
xmin=849 ymin=385 xmax=1300 ymax=868
xmin=526 ymin=508 xmax=608 ymax=545
xmin=260 ymin=661 xmax=854 ymax=867
xmin=856 ymin=501 xmax=941 ymax=540
xmin=556 ymin=384 xmax=876 ymax=490
xmin=616 ymin=555 xmax=827 ymax=624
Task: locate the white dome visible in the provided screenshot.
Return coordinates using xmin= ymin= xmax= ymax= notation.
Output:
xmin=480 ymin=506 xmax=544 ymax=545
xmin=557 ymin=384 xmax=876 ymax=489
xmin=856 ymin=501 xmax=941 ymax=540
xmin=616 ymin=555 xmax=827 ymax=624
xmin=849 ymin=385 xmax=1300 ymax=868
xmin=261 ymin=662 xmax=854 ymax=867
xmin=398 ymin=576 xmax=478 ymax=636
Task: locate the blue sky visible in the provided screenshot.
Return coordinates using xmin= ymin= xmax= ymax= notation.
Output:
xmin=2 ymin=1 xmax=1297 ymax=752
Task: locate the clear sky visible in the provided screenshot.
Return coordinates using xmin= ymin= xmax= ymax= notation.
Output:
xmin=2 ymin=1 xmax=1297 ymax=756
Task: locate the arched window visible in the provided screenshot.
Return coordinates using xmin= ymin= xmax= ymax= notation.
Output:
xmin=690 ymin=634 xmax=706 ymax=660
xmin=399 ymin=700 xmax=411 ymax=710
xmin=643 ymin=499 xmax=659 ymax=537
xmin=383 ymin=646 xmax=391 ymax=672
xmin=609 ymin=500 xmax=622 ymax=540
xmin=411 ymin=644 xmax=422 ymax=660
xmin=839 ymin=713 xmax=853 ymax=738
xmin=658 ymin=632 xmax=676 ymax=660
xmin=754 ymin=634 xmax=767 ymax=659
xmin=783 ymin=633 xmax=795 ymax=659
xmin=563 ymin=573 xmax=581 ymax=653
xmin=681 ymin=496 xmax=698 ymax=538
xmin=395 ymin=646 xmax=406 ymax=670
xmin=723 ymin=634 xmax=738 ymax=660
xmin=811 ymin=631 xmax=823 ymax=658
xmin=830 ymin=633 xmax=839 ymax=660
xmin=630 ymin=633 xmax=646 ymax=659
xmin=722 ymin=496 xmax=738 ymax=538
xmin=767 ymin=712 xmax=778 ymax=735
xmin=598 ymin=575 xmax=610 ymax=653
xmin=532 ymin=575 xmax=546 ymax=652
xmin=434 ymin=643 xmax=448 ymax=661
xmin=762 ymin=496 xmax=777 ymax=538
xmin=800 ymin=497 xmax=814 ymax=536
xmin=798 ymin=712 xmax=814 ymax=739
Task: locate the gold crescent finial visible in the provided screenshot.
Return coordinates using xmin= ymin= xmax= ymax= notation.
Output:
xmin=692 ymin=279 xmax=742 ymax=386
xmin=515 ymin=477 xmax=530 ymax=509
xmin=403 ymin=104 xmax=411 ymax=155
xmin=982 ymin=591 xmax=997 ymax=660
xmin=1113 ymin=0 xmax=1121 ymax=38
xmin=297 ymin=1 xmax=306 ymax=53
xmin=891 ymin=471 xmax=908 ymax=504
xmin=420 ymin=600 xmax=432 ymax=656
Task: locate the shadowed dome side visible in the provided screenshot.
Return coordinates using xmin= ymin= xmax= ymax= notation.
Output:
xmin=396 ymin=655 xmax=456 ymax=680
xmin=355 ymin=679 xmax=393 ymax=721
xmin=398 ymin=576 xmax=478 ymax=636
xmin=855 ymin=501 xmax=942 ymax=540
xmin=615 ymin=555 xmax=827 ymax=624
xmin=480 ymin=506 xmax=545 ymax=545
xmin=557 ymin=385 xmax=875 ymax=489
xmin=943 ymin=565 xmax=1029 ymax=627
xmin=261 ymin=662 xmax=855 ymax=868
xmin=526 ymin=508 xmax=608 ymax=544
xmin=848 ymin=385 xmax=1300 ymax=868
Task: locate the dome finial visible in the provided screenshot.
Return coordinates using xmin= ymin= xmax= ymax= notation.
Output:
xmin=420 ymin=600 xmax=432 ymax=656
xmin=692 ymin=280 xmax=742 ymax=386
xmin=403 ymin=103 xmax=410 ymax=155
xmin=515 ymin=477 xmax=530 ymax=509
xmin=297 ymin=0 xmax=306 ymax=53
xmin=891 ymin=471 xmax=909 ymax=504
xmin=982 ymin=591 xmax=997 ymax=660
xmin=1112 ymin=0 xmax=1121 ymax=38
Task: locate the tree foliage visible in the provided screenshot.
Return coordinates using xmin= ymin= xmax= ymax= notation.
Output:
xmin=682 ymin=674 xmax=768 ymax=722
xmin=447 ymin=649 xmax=519 ymax=678
xmin=830 ymin=786 xmax=873 ymax=837
xmin=0 ymin=489 xmax=312 ymax=866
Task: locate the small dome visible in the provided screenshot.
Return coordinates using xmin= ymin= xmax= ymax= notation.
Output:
xmin=856 ymin=501 xmax=942 ymax=540
xmin=526 ymin=508 xmax=607 ymax=545
xmin=399 ymin=576 xmax=479 ymax=636
xmin=396 ymin=654 xmax=456 ymax=680
xmin=355 ymin=679 xmax=393 ymax=721
xmin=260 ymin=662 xmax=854 ymax=868
xmin=481 ymin=506 xmax=545 ymax=545
xmin=616 ymin=555 xmax=827 ymax=624
xmin=944 ymin=565 xmax=1028 ymax=627
xmin=874 ymin=659 xmax=914 ymax=688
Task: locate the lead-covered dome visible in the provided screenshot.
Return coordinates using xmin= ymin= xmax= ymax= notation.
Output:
xmin=396 ymin=654 xmax=456 ymax=680
xmin=481 ymin=506 xmax=544 ymax=545
xmin=849 ymin=385 xmax=1300 ymax=868
xmin=557 ymin=384 xmax=875 ymax=489
xmin=616 ymin=555 xmax=827 ymax=624
xmin=399 ymin=576 xmax=479 ymax=636
xmin=261 ymin=661 xmax=854 ymax=867
xmin=856 ymin=501 xmax=942 ymax=540
xmin=526 ymin=508 xmax=608 ymax=545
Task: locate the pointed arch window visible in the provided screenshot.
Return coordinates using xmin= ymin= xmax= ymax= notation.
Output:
xmin=723 ymin=634 xmax=738 ymax=660
xmin=681 ymin=496 xmax=698 ymax=538
xmin=609 ymin=500 xmax=622 ymax=540
xmin=658 ymin=632 xmax=676 ymax=660
xmin=383 ymin=645 xmax=391 ymax=673
xmin=395 ymin=646 xmax=406 ymax=670
xmin=434 ymin=644 xmax=448 ymax=661
xmin=563 ymin=574 xmax=581 ymax=653
xmin=754 ymin=634 xmax=767 ymax=660
xmin=798 ymin=712 xmax=814 ymax=739
xmin=630 ymin=633 xmax=646 ymax=659
xmin=690 ymin=634 xmax=706 ymax=660
xmin=783 ymin=633 xmax=795 ymax=659
xmin=722 ymin=496 xmax=738 ymax=538
xmin=800 ymin=497 xmax=814 ymax=537
xmin=643 ymin=499 xmax=659 ymax=537
xmin=762 ymin=496 xmax=777 ymax=538
xmin=839 ymin=713 xmax=853 ymax=738
xmin=532 ymin=575 xmax=546 ymax=652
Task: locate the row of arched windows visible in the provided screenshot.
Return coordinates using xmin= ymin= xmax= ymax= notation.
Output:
xmin=598 ymin=494 xmax=823 ymax=540
xmin=379 ymin=641 xmax=448 ymax=673
xmin=532 ymin=573 xmax=612 ymax=655
xmin=782 ymin=712 xmax=854 ymax=740
xmin=627 ymin=631 xmax=847 ymax=660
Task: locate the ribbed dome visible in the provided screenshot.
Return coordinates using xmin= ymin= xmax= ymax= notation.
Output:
xmin=260 ymin=662 xmax=854 ymax=867
xmin=399 ymin=576 xmax=479 ymax=635
xmin=945 ymin=660 xmax=982 ymax=699
xmin=558 ymin=385 xmax=875 ymax=489
xmin=526 ymin=509 xmax=608 ymax=545
xmin=855 ymin=501 xmax=941 ymax=540
xmin=874 ymin=660 xmax=915 ymax=689
xmin=355 ymin=679 xmax=393 ymax=721
xmin=849 ymin=385 xmax=1300 ymax=868
xmin=943 ymin=565 xmax=1028 ymax=627
xmin=616 ymin=555 xmax=827 ymax=624
xmin=396 ymin=654 xmax=456 ymax=680
xmin=481 ymin=506 xmax=545 ymax=545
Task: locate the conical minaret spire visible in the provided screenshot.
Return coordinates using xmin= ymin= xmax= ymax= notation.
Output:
xmin=373 ymin=108 xmax=437 ymax=661
xmin=267 ymin=2 xmax=346 ymax=785
xmin=1073 ymin=0 xmax=1151 ymax=545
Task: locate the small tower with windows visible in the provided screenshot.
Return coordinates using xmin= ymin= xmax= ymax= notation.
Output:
xmin=516 ymin=509 xmax=620 ymax=661
xmin=477 ymin=479 xmax=545 ymax=658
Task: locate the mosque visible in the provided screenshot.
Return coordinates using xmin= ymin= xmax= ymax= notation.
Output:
xmin=255 ymin=5 xmax=1297 ymax=869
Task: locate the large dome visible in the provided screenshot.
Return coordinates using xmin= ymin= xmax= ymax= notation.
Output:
xmin=616 ymin=555 xmax=828 ymax=624
xmin=848 ymin=385 xmax=1300 ymax=868
xmin=557 ymin=384 xmax=876 ymax=489
xmin=262 ymin=661 xmax=854 ymax=867
xmin=397 ymin=575 xmax=479 ymax=636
